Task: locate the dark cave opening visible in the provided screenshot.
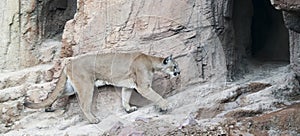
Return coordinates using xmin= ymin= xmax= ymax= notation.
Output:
xmin=233 ymin=0 xmax=289 ymax=63
xmin=232 ymin=0 xmax=290 ymax=80
xmin=40 ymin=0 xmax=77 ymax=39
xmin=251 ymin=0 xmax=289 ymax=62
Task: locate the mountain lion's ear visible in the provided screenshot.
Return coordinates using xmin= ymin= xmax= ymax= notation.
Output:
xmin=163 ymin=54 xmax=173 ymax=65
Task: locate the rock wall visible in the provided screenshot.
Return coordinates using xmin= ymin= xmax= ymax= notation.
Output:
xmin=270 ymin=0 xmax=300 ymax=77
xmin=0 ymin=0 xmax=76 ymax=130
xmin=290 ymin=31 xmax=300 ymax=76
xmin=62 ymin=0 xmax=228 ymax=86
xmin=0 ymin=0 xmax=42 ymax=71
xmin=0 ymin=0 xmax=299 ymax=89
xmin=0 ymin=0 xmax=76 ymax=72
xmin=5 ymin=0 xmax=298 ymax=85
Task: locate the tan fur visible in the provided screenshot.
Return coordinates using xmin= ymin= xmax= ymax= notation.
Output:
xmin=24 ymin=52 xmax=180 ymax=124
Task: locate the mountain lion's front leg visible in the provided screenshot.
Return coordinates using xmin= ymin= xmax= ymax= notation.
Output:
xmin=135 ymin=86 xmax=168 ymax=112
xmin=121 ymin=88 xmax=137 ymax=113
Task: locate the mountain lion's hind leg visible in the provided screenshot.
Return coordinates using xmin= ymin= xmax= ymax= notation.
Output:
xmin=122 ymin=88 xmax=137 ymax=113
xmin=71 ymin=78 xmax=100 ymax=124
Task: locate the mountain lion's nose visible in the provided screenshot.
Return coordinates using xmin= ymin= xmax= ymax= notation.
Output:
xmin=174 ymin=72 xmax=180 ymax=76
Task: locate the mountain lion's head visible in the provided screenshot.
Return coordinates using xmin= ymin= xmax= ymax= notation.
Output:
xmin=162 ymin=55 xmax=180 ymax=78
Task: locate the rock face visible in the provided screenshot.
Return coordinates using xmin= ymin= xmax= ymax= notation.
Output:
xmin=270 ymin=0 xmax=300 ymax=77
xmin=0 ymin=0 xmax=300 ymax=135
xmin=0 ymin=0 xmax=76 ymax=72
xmin=62 ymin=0 xmax=227 ymax=85
xmin=271 ymin=0 xmax=300 ymax=11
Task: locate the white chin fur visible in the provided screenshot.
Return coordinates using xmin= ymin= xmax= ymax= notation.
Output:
xmin=168 ymin=72 xmax=176 ymax=79
xmin=170 ymin=75 xmax=176 ymax=79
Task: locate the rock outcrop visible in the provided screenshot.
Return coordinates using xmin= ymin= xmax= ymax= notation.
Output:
xmin=0 ymin=0 xmax=76 ymax=72
xmin=271 ymin=0 xmax=300 ymax=78
xmin=61 ymin=0 xmax=227 ymax=85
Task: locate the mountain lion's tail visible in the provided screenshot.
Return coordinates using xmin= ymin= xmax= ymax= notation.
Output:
xmin=24 ymin=69 xmax=67 ymax=109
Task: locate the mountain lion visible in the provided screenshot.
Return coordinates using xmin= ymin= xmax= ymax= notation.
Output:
xmin=24 ymin=52 xmax=180 ymax=124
